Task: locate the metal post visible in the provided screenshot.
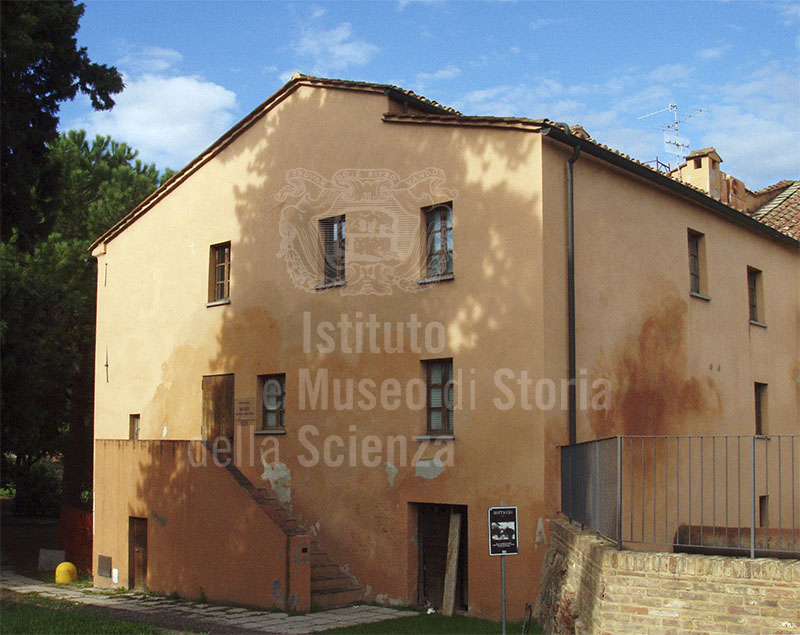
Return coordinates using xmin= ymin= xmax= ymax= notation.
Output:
xmin=750 ymin=435 xmax=756 ymax=559
xmin=616 ymin=436 xmax=623 ymax=550
xmin=499 ymin=500 xmax=507 ymax=635
xmin=501 ymin=554 xmax=507 ymax=635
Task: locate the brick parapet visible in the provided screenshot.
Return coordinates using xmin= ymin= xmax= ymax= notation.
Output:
xmin=535 ymin=519 xmax=800 ymax=634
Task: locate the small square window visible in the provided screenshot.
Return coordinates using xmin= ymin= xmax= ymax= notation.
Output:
xmin=260 ymin=374 xmax=286 ymax=429
xmin=747 ymin=267 xmax=763 ymax=323
xmin=687 ymin=229 xmax=707 ymax=296
xmin=424 ymin=203 xmax=453 ymax=278
xmin=320 ymin=216 xmax=346 ymax=284
xmin=693 ymin=158 xmax=701 ymax=169
xmin=426 ymin=359 xmax=454 ymax=435
xmin=759 ymin=495 xmax=769 ymax=528
xmin=754 ymin=382 xmax=767 ymax=435
xmin=209 ymin=242 xmax=231 ymax=302
xmin=129 ymin=414 xmax=140 ymax=441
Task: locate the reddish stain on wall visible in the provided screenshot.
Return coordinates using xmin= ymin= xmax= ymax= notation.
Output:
xmin=589 ymin=295 xmax=719 ymax=438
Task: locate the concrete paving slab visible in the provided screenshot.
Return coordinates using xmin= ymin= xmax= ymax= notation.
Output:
xmin=2 ymin=566 xmax=418 ymax=634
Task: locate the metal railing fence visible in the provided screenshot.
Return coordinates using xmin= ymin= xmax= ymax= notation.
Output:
xmin=561 ymin=435 xmax=799 ymax=557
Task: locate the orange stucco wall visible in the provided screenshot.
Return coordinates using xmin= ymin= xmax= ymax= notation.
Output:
xmin=543 ymin=142 xmax=800 ymax=441
xmin=92 ymin=80 xmax=799 ymax=621
xmin=93 ymin=440 xmax=309 ymax=610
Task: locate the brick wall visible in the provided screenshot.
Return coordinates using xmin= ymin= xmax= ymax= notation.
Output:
xmin=535 ymin=519 xmax=800 ymax=634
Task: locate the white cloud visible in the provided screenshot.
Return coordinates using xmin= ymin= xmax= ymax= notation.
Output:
xmin=695 ymin=64 xmax=800 ymax=188
xmin=529 ymin=18 xmax=564 ymax=31
xmin=66 ymin=47 xmax=238 ymax=171
xmin=417 ymin=65 xmax=462 ymax=82
xmin=397 ymin=0 xmax=442 ymax=10
xmin=293 ymin=22 xmax=379 ymax=75
xmin=451 ymin=55 xmax=798 ymax=189
xmin=697 ymin=44 xmax=732 ymax=60
xmin=116 ymin=45 xmax=183 ymax=75
xmin=646 ymin=63 xmax=692 ymax=83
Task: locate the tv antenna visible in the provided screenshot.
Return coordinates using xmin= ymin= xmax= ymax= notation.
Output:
xmin=638 ymin=103 xmax=703 ymax=174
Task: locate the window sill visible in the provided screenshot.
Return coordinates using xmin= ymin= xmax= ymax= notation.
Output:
xmin=254 ymin=428 xmax=286 ymax=435
xmin=417 ymin=274 xmax=454 ymax=286
xmin=414 ymin=434 xmax=455 ymax=441
xmin=315 ymin=280 xmax=346 ymax=291
xmin=689 ymin=291 xmax=711 ymax=301
xmin=749 ymin=320 xmax=767 ymax=329
xmin=206 ymin=299 xmax=231 ymax=308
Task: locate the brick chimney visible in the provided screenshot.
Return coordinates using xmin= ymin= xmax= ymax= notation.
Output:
xmin=674 ymin=147 xmax=755 ymax=212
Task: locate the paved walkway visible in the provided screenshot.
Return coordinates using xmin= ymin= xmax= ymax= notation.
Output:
xmin=0 ymin=569 xmax=417 ymax=634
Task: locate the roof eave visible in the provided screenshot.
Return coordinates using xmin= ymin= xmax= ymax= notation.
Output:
xmin=541 ymin=125 xmax=799 ymax=248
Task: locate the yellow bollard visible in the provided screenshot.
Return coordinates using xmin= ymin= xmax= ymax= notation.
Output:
xmin=55 ymin=562 xmax=78 ymax=584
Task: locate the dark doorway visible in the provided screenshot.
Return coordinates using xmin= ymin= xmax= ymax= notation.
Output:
xmin=416 ymin=503 xmax=468 ymax=611
xmin=128 ymin=517 xmax=147 ymax=590
xmin=202 ymin=374 xmax=234 ymax=441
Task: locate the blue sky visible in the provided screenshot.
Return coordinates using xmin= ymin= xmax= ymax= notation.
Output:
xmin=60 ymin=0 xmax=800 ymax=190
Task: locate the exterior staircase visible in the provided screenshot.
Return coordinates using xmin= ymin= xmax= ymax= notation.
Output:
xmin=309 ymin=539 xmax=364 ymax=609
xmin=209 ymin=445 xmax=364 ymax=609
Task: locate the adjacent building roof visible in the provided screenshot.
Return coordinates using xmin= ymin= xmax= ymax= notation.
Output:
xmin=685 ymin=147 xmax=723 ymax=162
xmin=749 ymin=180 xmax=800 ymax=240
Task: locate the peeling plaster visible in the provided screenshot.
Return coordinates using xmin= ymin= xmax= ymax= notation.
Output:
xmin=161 ymin=426 xmax=167 ymax=438
xmin=149 ymin=510 xmax=167 ymax=526
xmin=385 ymin=462 xmax=398 ymax=487
xmin=293 ymin=546 xmax=311 ymax=565
xmin=364 ymin=584 xmax=372 ymax=597
xmin=535 ymin=517 xmax=546 ymax=548
xmin=415 ymin=456 xmax=445 ymax=480
xmin=260 ymin=450 xmax=292 ymax=504
xmin=272 ymin=578 xmax=282 ymax=604
xmin=375 ymin=593 xmax=405 ymax=606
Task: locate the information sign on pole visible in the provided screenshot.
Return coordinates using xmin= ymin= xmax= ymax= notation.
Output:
xmin=488 ymin=506 xmax=518 ymax=556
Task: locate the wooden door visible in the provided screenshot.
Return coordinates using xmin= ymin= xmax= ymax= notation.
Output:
xmin=417 ymin=504 xmax=468 ymax=611
xmin=418 ymin=504 xmax=449 ymax=608
xmin=128 ymin=517 xmax=147 ymax=590
xmin=202 ymin=374 xmax=234 ymax=441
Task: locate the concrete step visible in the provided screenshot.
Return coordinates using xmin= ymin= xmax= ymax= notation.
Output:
xmin=311 ymin=571 xmax=353 ymax=592
xmin=310 ymin=548 xmax=334 ymax=567
xmin=310 ymin=562 xmax=342 ymax=577
xmin=311 ymin=585 xmax=363 ymax=610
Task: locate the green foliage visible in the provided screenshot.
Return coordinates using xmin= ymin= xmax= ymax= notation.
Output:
xmin=11 ymin=461 xmax=62 ymax=517
xmin=1 ymin=0 xmax=124 ymax=248
xmin=320 ymin=613 xmax=540 ymax=634
xmin=0 ymin=594 xmax=163 ymax=634
xmin=1 ymin=131 xmax=168 ymax=512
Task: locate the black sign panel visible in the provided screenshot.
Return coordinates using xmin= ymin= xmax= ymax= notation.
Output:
xmin=488 ymin=506 xmax=518 ymax=556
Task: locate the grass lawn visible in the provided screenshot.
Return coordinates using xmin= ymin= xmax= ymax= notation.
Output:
xmin=0 ymin=592 xmax=163 ymax=634
xmin=322 ymin=612 xmax=543 ymax=634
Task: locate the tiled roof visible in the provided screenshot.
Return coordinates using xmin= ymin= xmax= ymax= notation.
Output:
xmin=749 ymin=180 xmax=800 ymax=239
xmin=685 ymin=147 xmax=722 ymax=161
xmin=383 ymin=112 xmax=550 ymax=129
xmin=752 ymin=180 xmax=794 ymax=196
xmin=290 ymin=74 xmax=461 ymax=115
xmin=91 ymin=74 xmax=799 ymax=250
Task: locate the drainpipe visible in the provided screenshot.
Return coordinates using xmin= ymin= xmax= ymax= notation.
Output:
xmin=566 ymin=144 xmax=581 ymax=446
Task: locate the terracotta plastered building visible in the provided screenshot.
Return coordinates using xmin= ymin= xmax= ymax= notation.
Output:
xmin=91 ymin=75 xmax=799 ymax=619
